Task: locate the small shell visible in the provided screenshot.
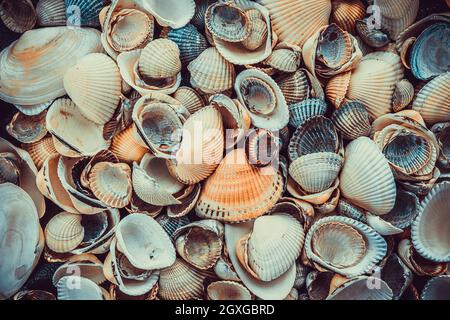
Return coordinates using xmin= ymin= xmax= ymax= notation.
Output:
xmin=110 ymin=126 xmax=148 ymax=163
xmin=167 ymin=24 xmax=208 ymax=65
xmin=331 ymin=100 xmax=371 ymax=140
xmin=156 ymin=213 xmax=191 ymax=239
xmin=207 ymin=281 xmax=252 ymax=300
xmin=0 ymin=0 xmax=36 ymax=33
xmin=337 ymin=199 xmax=367 ymax=222
xmin=45 ymin=212 xmax=85 ymax=253
xmin=356 ymin=18 xmax=390 ymax=48
xmin=339 ymin=137 xmax=396 ymax=215
xmin=326 ymin=276 xmax=393 ymax=300
xmin=276 ymin=69 xmax=310 ymax=105
xmin=289 ymin=98 xmax=328 ymax=128
xmin=381 ymin=189 xmax=419 ymax=230
xmin=245 ymin=128 xmax=280 ymax=167
xmin=142 ymin=0 xmax=195 ymax=29
xmin=63 ymin=53 xmax=122 ymax=125
xmin=264 ymin=43 xmax=302 ymax=73
xmin=57 ymin=276 xmax=107 ymax=300
xmin=6 ymin=111 xmax=48 ymax=144
xmin=241 ymin=16 xmax=268 ymax=51
xmin=172 ymin=86 xmax=205 ymax=114
xmin=22 ymin=136 xmax=59 ymax=170
xmin=392 ymin=79 xmax=415 ymax=112
xmin=167 ymin=183 xmax=201 ymax=218
xmin=421 ymin=276 xmax=450 ymax=300
xmin=138 ymin=39 xmax=181 ymax=80
xmin=330 ymin=0 xmax=366 ymax=34
xmin=36 ymin=0 xmax=66 ymax=26
xmin=0 ymin=153 xmax=21 ymax=185
xmin=53 ymin=254 xmax=106 ymax=286
xmin=325 ymin=70 xmax=352 ymax=108
xmin=288 ymin=116 xmax=340 ymax=162
xmin=191 ymin=0 xmax=215 ymax=30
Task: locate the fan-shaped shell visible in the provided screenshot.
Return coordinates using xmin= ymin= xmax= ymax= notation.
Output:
xmin=22 ymin=136 xmax=58 ymax=170
xmin=64 ymin=0 xmax=104 ymax=26
xmin=276 ymin=69 xmax=310 ymax=105
xmin=167 ymin=24 xmax=208 ymax=65
xmin=172 ymin=86 xmax=205 ymax=115
xmin=36 ymin=0 xmax=67 ymax=26
xmin=355 ymin=19 xmax=390 ymax=48
xmin=339 ymin=137 xmax=396 ymax=215
xmin=374 ymin=0 xmax=419 ymax=40
xmin=6 ymin=111 xmax=47 ymax=144
xmin=326 ymin=276 xmax=393 ymax=300
xmin=263 ymin=43 xmax=302 ymax=73
xmin=241 ymin=14 xmax=268 ymax=51
xmin=195 ymin=148 xmax=283 ymax=223
xmin=207 ymin=281 xmax=252 ymax=300
xmin=289 ymin=98 xmax=328 ymax=128
xmin=381 ymin=189 xmax=419 ymax=230
xmin=330 ymin=0 xmax=365 ymax=34
xmin=142 ymin=0 xmax=195 ymax=29
xmin=138 ymin=39 xmax=181 ymax=80
xmin=56 ymin=276 xmax=106 ymax=300
xmin=45 ymin=212 xmax=84 ymax=253
xmin=331 ymin=100 xmax=371 ymax=140
xmin=110 ymin=126 xmax=148 ymax=163
xmin=392 ymin=79 xmax=415 ymax=112
xmin=0 ymin=0 xmax=36 ymax=33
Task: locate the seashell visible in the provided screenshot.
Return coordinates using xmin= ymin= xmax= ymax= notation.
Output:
xmin=339 ymin=137 xmax=396 ymax=215
xmin=287 ymin=174 xmax=340 ymax=206
xmin=6 ymin=111 xmax=47 ymax=144
xmin=325 ymin=70 xmax=352 ymax=108
xmin=399 ymin=36 xmax=416 ymax=69
xmin=235 ymin=69 xmax=289 ymax=131
xmin=392 ymin=79 xmax=415 ymax=112
xmin=365 ymin=213 xmax=403 ymax=236
xmin=355 ymin=19 xmax=390 ymax=48
xmin=412 ymin=182 xmax=450 ymax=262
xmin=167 ymin=106 xmax=224 ymax=184
xmin=188 ymin=47 xmax=236 ymax=94
xmin=245 ymin=128 xmax=280 ymax=168
xmin=156 ymin=213 xmax=191 ymax=239
xmin=381 ymin=189 xmax=419 ymax=230
xmin=330 ymin=0 xmax=366 ymax=34
xmin=45 ymin=212 xmax=84 ymax=253
xmin=381 ymin=253 xmax=413 ymax=300
xmin=421 ymin=275 xmax=450 ymax=300
xmin=0 ymin=152 xmax=21 ymax=185
xmin=293 ymin=261 xmax=309 ymax=290
xmin=263 ymin=43 xmax=302 ymax=73
xmin=142 ymin=0 xmax=195 ymax=29
xmin=432 ymin=122 xmax=450 ymax=169
xmin=205 ymin=2 xmax=251 ymax=43
xmin=409 ymin=23 xmax=450 ymax=81
xmin=258 ymin=0 xmax=331 ymax=47
xmin=0 ymin=27 xmax=102 ymax=108
xmin=116 ymin=213 xmax=176 ymax=270
xmin=412 ymin=72 xmax=450 ymax=124
xmin=236 ymin=213 xmax=304 ymax=281
xmin=289 ymin=98 xmax=328 ymax=128
xmin=331 ymin=100 xmax=371 ymax=140
xmin=276 ymin=69 xmax=310 ymax=105
xmin=337 ymin=198 xmax=367 ymax=223
xmin=0 ymin=183 xmax=42 ymax=300
xmin=110 ymin=126 xmax=148 ymax=163
xmin=241 ymin=15 xmax=268 ymax=51
xmin=13 ymin=290 xmax=55 ymax=300
xmin=88 ymin=162 xmax=132 ymax=208
xmin=289 ymin=152 xmax=343 ymax=194
xmin=64 ymin=0 xmax=104 ymax=26
xmin=207 ymin=281 xmax=252 ymax=300
xmin=46 ymin=98 xmax=109 ymax=157
xmin=36 ymin=0 xmax=66 ymax=26
xmin=191 ymin=0 xmax=215 ymax=30
xmin=326 ymin=276 xmax=393 ymax=300
xmin=212 ymin=0 xmax=274 ymax=65
xmin=374 ymin=0 xmax=419 ymax=40
xmin=305 ymin=216 xmax=387 ymax=277
xmin=0 ymin=0 xmax=37 ymax=33
xmin=53 ymin=254 xmax=106 ymax=286
xmin=173 ymin=86 xmax=205 ymax=115
xmin=288 ymin=116 xmax=340 ymax=162
xmin=195 ymin=148 xmax=283 ymax=223
xmin=158 ymin=258 xmax=210 ymax=300
xmin=224 ymin=221 xmax=296 ymax=300
xmin=167 ymin=24 xmax=208 ymax=65
xmin=64 ymin=53 xmax=122 ymax=125
xmin=57 ymin=276 xmax=107 ymax=300
xmin=138 ymin=39 xmax=181 ymax=80
xmin=167 ymin=184 xmax=201 ymax=218
xmin=22 ymin=136 xmax=58 ymax=170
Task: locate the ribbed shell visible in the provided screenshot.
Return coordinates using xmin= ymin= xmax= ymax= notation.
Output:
xmin=45 ymin=212 xmax=84 ymax=253
xmin=331 ymin=101 xmax=371 ymax=140
xmin=326 ymin=276 xmax=393 ymax=300
xmin=57 ymin=276 xmax=105 ymax=300
xmin=276 ymin=70 xmax=310 ymax=105
xmin=172 ymin=86 xmax=205 ymax=114
xmin=374 ymin=0 xmax=419 ymax=40
xmin=392 ymin=79 xmax=415 ymax=112
xmin=6 ymin=111 xmax=48 ymax=144
xmin=138 ymin=39 xmax=181 ymax=79
xmin=22 ymin=136 xmax=58 ymax=170
xmin=325 ymin=71 xmax=352 ymax=108
xmin=264 ymin=46 xmax=302 ymax=73
xmin=167 ymin=24 xmax=208 ymax=65
xmin=330 ymin=0 xmax=365 ymax=34
xmin=64 ymin=0 xmax=104 ymax=26
xmin=36 ymin=0 xmax=67 ymax=26
xmin=241 ymin=16 xmax=268 ymax=51
xmin=0 ymin=0 xmax=36 ymax=33
xmin=110 ymin=126 xmax=148 ymax=163
xmin=289 ymin=98 xmax=328 ymax=128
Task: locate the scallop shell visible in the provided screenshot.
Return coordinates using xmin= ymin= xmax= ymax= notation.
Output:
xmin=288 ymin=116 xmax=340 ymax=162
xmin=167 ymin=24 xmax=208 ymax=65
xmin=326 ymin=276 xmax=393 ymax=300
xmin=64 ymin=0 xmax=104 ymax=26
xmin=46 ymin=98 xmax=109 ymax=157
xmin=412 ymin=72 xmax=450 ymax=124
xmin=56 ymin=276 xmax=107 ymax=300
xmin=305 ymin=216 xmax=387 ymax=277
xmin=263 ymin=43 xmax=302 ymax=73
xmin=289 ymin=98 xmax=328 ymax=128
xmin=110 ymin=126 xmax=148 ymax=163
xmin=276 ymin=69 xmax=310 ymax=105
xmin=6 ymin=111 xmax=47 ymax=144
xmin=258 ymin=0 xmax=331 ymax=47
xmin=374 ymin=0 xmax=419 ymax=40
xmin=235 ymin=69 xmax=289 ymax=131
xmin=138 ymin=39 xmax=181 ymax=80
xmin=36 ymin=0 xmax=67 ymax=26
xmin=63 ymin=53 xmax=122 ymax=125
xmin=45 ymin=212 xmax=84 ymax=253
xmin=331 ymin=101 xmax=371 ymax=141
xmin=0 ymin=183 xmax=42 ymax=300
xmin=0 ymin=27 xmax=102 ymax=108
xmin=172 ymin=86 xmax=205 ymax=115
xmin=289 ymin=152 xmax=343 ymax=194
xmin=115 ymin=213 xmax=176 ymax=270
xmin=392 ymin=79 xmax=415 ymax=112
xmin=207 ymin=281 xmax=252 ymax=300
xmin=411 ymin=182 xmax=450 ymax=262
xmin=195 ymin=148 xmax=283 ymax=223
xmin=142 ymin=0 xmax=195 ymax=29
xmin=188 ymin=47 xmax=236 ymax=94
xmin=330 ymin=0 xmax=366 ymax=34
xmin=167 ymin=106 xmax=224 ymax=184
xmin=421 ymin=275 xmax=450 ymax=300
xmin=339 ymin=137 xmax=396 ymax=215
xmin=236 ymin=213 xmax=304 ymax=281
xmin=158 ymin=258 xmax=210 ymax=300
xmin=0 ymin=0 xmax=37 ymax=33
xmin=22 ymin=136 xmax=58 ymax=170
xmin=241 ymin=15 xmax=268 ymax=51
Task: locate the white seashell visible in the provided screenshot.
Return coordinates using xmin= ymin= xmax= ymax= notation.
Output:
xmin=138 ymin=39 xmax=181 ymax=80
xmin=365 ymin=213 xmax=404 ymax=236
xmin=57 ymin=276 xmax=107 ymax=300
xmin=143 ymin=0 xmax=195 ymax=29
xmin=45 ymin=212 xmax=84 ymax=253
xmin=326 ymin=276 xmax=393 ymax=300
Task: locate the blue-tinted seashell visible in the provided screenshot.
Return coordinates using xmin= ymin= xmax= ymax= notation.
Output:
xmin=288 ymin=98 xmax=328 ymax=128
xmin=168 ymin=24 xmax=209 ymax=65
xmin=64 ymin=0 xmax=104 ymax=26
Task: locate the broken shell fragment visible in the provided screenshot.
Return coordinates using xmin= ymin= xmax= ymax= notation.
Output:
xmin=6 ymin=111 xmax=47 ymax=144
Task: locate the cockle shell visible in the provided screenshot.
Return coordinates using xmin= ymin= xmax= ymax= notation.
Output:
xmin=110 ymin=126 xmax=148 ymax=163
xmin=380 ymin=189 xmax=419 ymax=230
xmin=115 ymin=214 xmax=176 ymax=270
xmin=56 ymin=276 xmax=108 ymax=300
xmin=53 ymin=254 xmax=106 ymax=286
xmin=45 ymin=212 xmax=84 ymax=253
xmin=138 ymin=39 xmax=181 ymax=80
xmin=36 ymin=0 xmax=66 ymax=26
xmin=64 ymin=0 xmax=105 ymax=26
xmin=6 ymin=111 xmax=47 ymax=144
xmin=326 ymin=276 xmax=393 ymax=300
xmin=263 ymin=43 xmax=302 ymax=73
xmin=305 ymin=216 xmax=387 ymax=277
xmin=64 ymin=53 xmax=122 ymax=125
xmin=289 ymin=98 xmax=328 ymax=128
xmin=339 ymin=137 xmax=396 ymax=215
xmin=374 ymin=0 xmax=419 ymax=40
xmin=173 ymin=86 xmax=205 ymax=115
xmin=142 ymin=0 xmax=195 ymax=29
xmin=421 ymin=275 xmax=450 ymax=300
xmin=241 ymin=13 xmax=268 ymax=51
xmin=167 ymin=183 xmax=201 ymax=218
xmin=22 ymin=136 xmax=58 ymax=170
xmin=195 ymin=148 xmax=284 ymax=223
xmin=331 ymin=100 xmax=371 ymax=140
xmin=0 ymin=27 xmax=102 ymax=109
xmin=0 ymin=183 xmax=42 ymax=300
xmin=355 ymin=19 xmax=390 ymax=48
xmin=330 ymin=0 xmax=366 ymax=34
xmin=392 ymin=79 xmax=415 ymax=112
xmin=276 ymin=69 xmax=323 ymax=105
xmin=245 ymin=128 xmax=280 ymax=167
xmin=0 ymin=0 xmax=37 ymax=33
xmin=207 ymin=281 xmax=252 ymax=300
xmin=167 ymin=24 xmax=209 ymax=65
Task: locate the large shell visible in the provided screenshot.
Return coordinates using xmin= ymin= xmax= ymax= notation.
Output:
xmin=411 ymin=182 xmax=450 ymax=262
xmin=22 ymin=136 xmax=59 ymax=170
xmin=167 ymin=24 xmax=208 ymax=65
xmin=331 ymin=100 xmax=371 ymax=140
xmin=0 ymin=0 xmax=37 ymax=33
xmin=45 ymin=212 xmax=84 ymax=253
xmin=0 ymin=27 xmax=102 ymax=110
xmin=138 ymin=39 xmax=181 ymax=80
xmin=330 ymin=0 xmax=366 ymax=34
xmin=188 ymin=47 xmax=236 ymax=94
xmin=36 ymin=0 xmax=67 ymax=26
xmin=195 ymin=148 xmax=283 ymax=223
xmin=258 ymin=0 xmax=331 ymax=47
xmin=236 ymin=213 xmax=304 ymax=281
xmin=305 ymin=216 xmax=387 ymax=277
xmin=115 ymin=214 xmax=176 ymax=270
xmin=421 ymin=276 xmax=450 ymax=300
xmin=235 ymin=69 xmax=289 ymax=131
xmin=0 ymin=183 xmax=42 ymax=300
xmin=374 ymin=0 xmax=419 ymax=40
xmin=289 ymin=98 xmax=328 ymax=128
xmin=6 ymin=111 xmax=48 ymax=144
xmin=46 ymin=98 xmax=109 ymax=157
xmin=339 ymin=137 xmax=396 ymax=215
xmin=326 ymin=276 xmax=393 ymax=300
xmin=142 ymin=0 xmax=195 ymax=29
xmin=63 ymin=53 xmax=122 ymax=125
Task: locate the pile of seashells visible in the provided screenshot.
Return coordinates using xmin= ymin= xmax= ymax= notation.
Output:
xmin=0 ymin=0 xmax=449 ymax=301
